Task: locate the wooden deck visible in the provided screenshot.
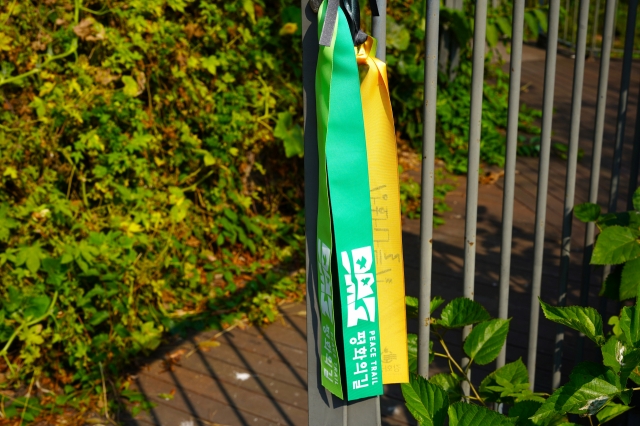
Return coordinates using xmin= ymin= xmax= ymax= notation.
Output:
xmin=125 ymin=45 xmax=640 ymax=425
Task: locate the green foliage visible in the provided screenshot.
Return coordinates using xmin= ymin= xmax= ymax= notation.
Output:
xmin=575 ymin=188 xmax=640 ymax=301
xmin=385 ymin=0 xmax=544 ymax=174
xmin=0 ymin=0 xmax=306 ymax=417
xmin=438 ymin=297 xmax=491 ymax=328
xmin=403 ymin=292 xmax=640 ymax=425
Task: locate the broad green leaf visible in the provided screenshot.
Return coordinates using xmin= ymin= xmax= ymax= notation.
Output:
xmin=122 ymin=75 xmax=140 ymax=97
xmin=406 ymin=295 xmax=445 ymax=319
xmin=619 ymin=349 xmax=640 ymax=386
xmin=529 ymin=389 xmax=570 ymax=425
xmin=479 ymin=358 xmax=529 ymax=403
xmin=619 ymin=388 xmax=633 ymax=405
xmin=448 ymin=402 xmax=516 ymax=426
xmin=601 ymin=337 xmax=623 ymax=373
xmin=597 ymin=211 xmax=640 ymax=231
xmin=533 ymin=9 xmax=548 ymax=33
xmin=486 ymin=23 xmax=499 ymax=47
xmin=620 ymin=258 xmax=640 ymax=300
xmin=574 ymin=202 xmax=600 ymax=222
xmin=429 ymin=373 xmax=462 ymax=403
xmin=507 ymin=400 xmax=542 ymax=426
xmin=524 ymin=12 xmax=539 ymax=35
xmin=495 ymin=17 xmax=512 ymax=37
xmin=539 ymin=299 xmax=605 ymax=346
xmin=274 ymin=112 xmax=303 ymax=158
xmin=592 ymin=226 xmax=640 ymax=265
xmin=463 ymin=318 xmax=510 ymax=365
xmin=387 ymin=16 xmax=411 ymax=51
xmin=401 ymin=373 xmax=449 ymax=426
xmin=89 ymin=310 xmax=110 ymax=326
xmin=242 ymin=0 xmax=255 ymax=23
xmin=438 ymin=298 xmax=491 ymax=328
xmin=619 ymin=303 xmax=640 ymax=348
xmin=553 ymin=362 xmax=621 ymax=415
xmin=600 ymin=267 xmax=621 ymax=300
xmin=408 ymin=333 xmax=418 ymax=373
xmin=596 ymin=403 xmax=632 ymax=423
xmin=633 ymin=187 xmax=640 ymax=211
xmin=24 ymin=295 xmax=51 ymax=321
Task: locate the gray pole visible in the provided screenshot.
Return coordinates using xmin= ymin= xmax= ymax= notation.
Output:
xmin=302 ymin=2 xmax=381 ymax=424
xmin=590 ymin=0 xmax=601 ymax=57
xmin=577 ymin=0 xmax=616 ymax=357
xmin=371 ymin=0 xmax=387 ymax=61
xmin=496 ymin=0 xmax=526 ymax=370
xmin=461 ymin=0 xmax=489 ymax=395
xmin=528 ymin=0 xmax=561 ymax=391
xmin=553 ymin=0 xmax=591 ymax=391
xmin=627 ymin=84 xmax=640 ymax=211
xmin=418 ymin=0 xmax=441 ymax=379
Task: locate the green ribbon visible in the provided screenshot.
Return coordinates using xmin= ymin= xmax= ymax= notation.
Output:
xmin=316 ymin=2 xmax=384 ymax=401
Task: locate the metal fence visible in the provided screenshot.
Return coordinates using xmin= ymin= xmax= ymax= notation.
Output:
xmin=302 ymin=0 xmax=640 ymax=423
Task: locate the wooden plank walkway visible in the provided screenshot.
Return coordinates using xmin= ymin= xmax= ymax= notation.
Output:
xmin=125 ymin=45 xmax=640 ymax=425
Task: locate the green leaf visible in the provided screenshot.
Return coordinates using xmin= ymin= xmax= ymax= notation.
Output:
xmin=242 ymin=0 xmax=255 ymax=23
xmin=463 ymin=318 xmax=510 ymax=365
xmin=597 ymin=211 xmax=640 ymax=231
xmin=574 ymin=202 xmax=601 ymax=222
xmin=387 ymin=16 xmax=411 ymax=51
xmin=592 ymin=226 xmax=640 ymax=265
xmin=495 ymin=17 xmax=512 ymax=37
xmin=553 ymin=362 xmax=621 ymax=415
xmin=274 ymin=112 xmax=304 ymax=158
xmin=601 ymin=337 xmax=623 ymax=373
xmin=620 ymin=258 xmax=640 ymax=300
xmin=533 ymin=9 xmax=548 ymax=33
xmin=401 ymin=373 xmax=449 ymax=426
xmin=507 ymin=400 xmax=542 ymax=426
xmin=408 ymin=333 xmax=418 ymax=373
xmin=430 ymin=373 xmax=463 ymax=403
xmin=633 ymin=187 xmax=640 ymax=211
xmin=524 ymin=12 xmax=539 ymax=36
xmin=619 ymin=348 xmax=640 ymax=386
xmin=448 ymin=402 xmax=516 ymax=426
xmin=486 ymin=23 xmax=499 ymax=47
xmin=201 ymin=56 xmax=220 ymax=75
xmin=539 ymin=299 xmax=605 ymax=346
xmin=438 ymin=298 xmax=491 ymax=328
xmin=619 ymin=304 xmax=640 ymax=348
xmin=600 ymin=267 xmax=622 ymax=300
xmin=529 ymin=389 xmax=570 ymax=425
xmin=406 ymin=295 xmax=445 ymax=319
xmin=89 ymin=311 xmax=110 ymax=326
xmin=479 ymin=358 xmax=529 ymax=403
xmin=24 ymin=295 xmax=51 ymax=321
xmin=122 ymin=75 xmax=140 ymax=97
xmin=596 ymin=403 xmax=632 ymax=423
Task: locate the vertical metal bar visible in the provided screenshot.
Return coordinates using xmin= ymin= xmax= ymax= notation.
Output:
xmin=302 ymin=3 xmax=380 ymax=423
xmin=627 ymin=85 xmax=640 ymax=210
xmin=590 ymin=0 xmax=601 ymax=57
xmin=577 ymin=0 xmax=616 ymax=363
xmin=606 ymin=0 xmax=638 ymax=215
xmin=553 ymin=0 xmax=591 ymax=391
xmin=496 ymin=0 xmax=526 ymax=371
xmin=528 ymin=0 xmax=561 ymax=391
xmin=418 ymin=0 xmax=441 ymax=379
xmin=461 ymin=0 xmax=489 ymax=395
xmin=371 ymin=0 xmax=387 ymax=61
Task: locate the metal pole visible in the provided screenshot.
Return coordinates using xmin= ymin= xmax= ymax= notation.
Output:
xmin=371 ymin=0 xmax=387 ymax=61
xmin=302 ymin=2 xmax=380 ymax=423
xmin=496 ymin=0 xmax=526 ymax=371
xmin=528 ymin=0 xmax=561 ymax=391
xmin=627 ymin=84 xmax=640 ymax=210
xmin=418 ymin=0 xmax=441 ymax=379
xmin=590 ymin=0 xmax=601 ymax=57
xmin=461 ymin=0 xmax=489 ymax=395
xmin=577 ymin=0 xmax=616 ymax=361
xmin=553 ymin=0 xmax=591 ymax=391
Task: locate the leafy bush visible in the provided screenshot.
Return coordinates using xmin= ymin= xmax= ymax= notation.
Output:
xmin=0 ymin=0 xmax=306 ymax=414
xmin=403 ymin=293 xmax=640 ymax=425
xmin=385 ymin=0 xmax=545 ymax=174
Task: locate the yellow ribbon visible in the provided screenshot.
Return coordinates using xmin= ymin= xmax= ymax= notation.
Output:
xmin=357 ymin=37 xmax=408 ymax=384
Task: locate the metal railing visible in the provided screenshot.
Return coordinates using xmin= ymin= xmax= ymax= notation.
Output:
xmin=302 ymin=0 xmax=640 ymax=423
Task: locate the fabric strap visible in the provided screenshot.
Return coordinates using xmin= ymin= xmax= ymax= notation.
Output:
xmin=357 ymin=37 xmax=408 ymax=384
xmin=316 ymin=2 xmax=384 ymax=401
